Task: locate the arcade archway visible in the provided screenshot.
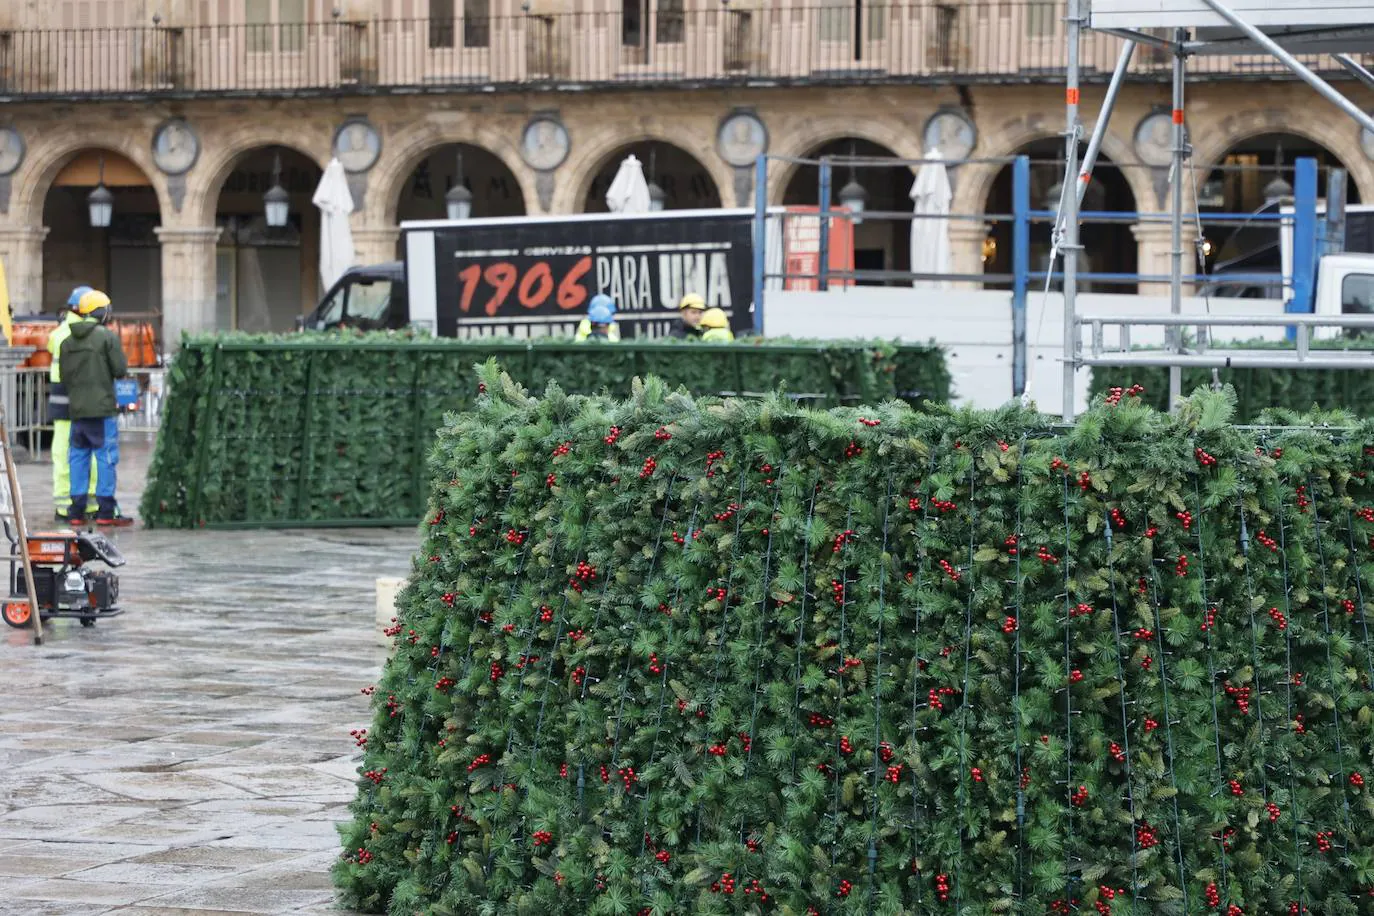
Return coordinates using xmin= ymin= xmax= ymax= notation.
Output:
xmin=983 ymin=138 xmax=1138 ymax=292
xmin=211 ymin=145 xmax=323 ymax=333
xmin=1198 ymin=132 xmax=1361 ymax=288
xmin=395 ymin=143 xmax=527 ymax=224
xmin=782 ymin=137 xmax=912 ymax=285
xmin=42 ymin=149 xmax=162 ymax=319
xmin=582 ymin=141 xmax=722 ymax=213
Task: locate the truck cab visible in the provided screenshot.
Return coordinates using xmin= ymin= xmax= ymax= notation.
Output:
xmin=299 ymin=263 xmax=408 ymax=332
xmin=1313 ymin=252 xmax=1374 ymax=337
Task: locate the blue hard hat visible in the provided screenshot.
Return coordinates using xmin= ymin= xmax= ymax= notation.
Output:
xmin=588 ymin=294 xmax=616 ymax=324
xmin=67 ymin=285 xmax=93 ymax=308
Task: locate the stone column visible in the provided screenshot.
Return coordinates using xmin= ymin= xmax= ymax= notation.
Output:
xmin=353 ymin=226 xmax=402 ymax=267
xmin=1132 ymin=221 xmax=1198 ymax=297
xmin=947 ymin=221 xmax=990 ymax=289
xmin=156 ymin=226 xmax=221 ymax=351
xmin=0 ymin=226 xmax=50 ymax=315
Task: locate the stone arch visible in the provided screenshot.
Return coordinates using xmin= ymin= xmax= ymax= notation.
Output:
xmin=577 ymin=139 xmax=723 ymax=213
xmin=371 ymin=121 xmax=534 ymax=225
xmin=1190 ymin=108 xmax=1374 ymax=204
xmin=560 ymin=127 xmax=731 ymax=214
xmin=187 ymin=126 xmax=330 ymax=228
xmin=15 ymin=134 xmax=173 ymax=228
xmin=976 ymin=129 xmax=1142 ymax=292
xmin=768 ymin=118 xmax=923 ymax=205
xmin=950 ymin=111 xmax=1148 ymax=218
xmin=777 ymin=135 xmax=917 ymax=285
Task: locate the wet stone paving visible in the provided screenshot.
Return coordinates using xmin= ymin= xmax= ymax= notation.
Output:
xmin=0 ymin=439 xmax=416 ymax=915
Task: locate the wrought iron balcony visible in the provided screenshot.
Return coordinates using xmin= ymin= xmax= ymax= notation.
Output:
xmin=0 ymin=5 xmax=1365 ymax=99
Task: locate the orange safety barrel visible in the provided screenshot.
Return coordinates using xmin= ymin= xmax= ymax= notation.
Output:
xmin=109 ymin=320 xmax=158 ymax=368
xmin=29 ymin=323 xmax=53 ymax=368
xmin=12 ymin=322 xmax=53 ymax=368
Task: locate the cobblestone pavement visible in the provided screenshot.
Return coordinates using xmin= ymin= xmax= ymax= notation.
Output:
xmin=0 ymin=437 xmax=417 ymax=915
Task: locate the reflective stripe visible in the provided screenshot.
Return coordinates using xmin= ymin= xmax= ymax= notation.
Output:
xmin=49 ymin=395 xmax=69 ymax=405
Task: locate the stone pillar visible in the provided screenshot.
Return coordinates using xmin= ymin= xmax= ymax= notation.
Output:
xmin=353 ymin=226 xmax=402 ymax=267
xmin=156 ymin=227 xmax=221 ymax=352
xmin=1132 ymin=221 xmax=1198 ymax=297
xmin=0 ymin=226 xmax=50 ymax=315
xmin=947 ymin=221 xmax=990 ymax=289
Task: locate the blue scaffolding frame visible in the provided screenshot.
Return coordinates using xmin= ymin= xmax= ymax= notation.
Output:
xmin=751 ymin=154 xmax=1324 ymax=398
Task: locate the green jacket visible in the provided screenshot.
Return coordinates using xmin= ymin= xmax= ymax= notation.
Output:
xmin=59 ymin=319 xmax=127 ymax=419
xmin=47 ymin=311 xmax=79 ymax=383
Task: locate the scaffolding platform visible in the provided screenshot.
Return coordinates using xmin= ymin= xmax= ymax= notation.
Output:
xmin=1089 ymin=0 xmax=1374 ymax=52
xmin=1043 ymin=0 xmax=1374 ymax=419
xmin=1076 ymin=313 xmax=1374 ymax=370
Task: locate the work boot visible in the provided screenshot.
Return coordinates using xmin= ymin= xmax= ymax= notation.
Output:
xmin=96 ymin=497 xmax=133 ymax=528
xmin=68 ymin=496 xmax=87 ymax=527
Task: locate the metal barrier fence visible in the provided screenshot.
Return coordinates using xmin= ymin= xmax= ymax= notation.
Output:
xmin=2 ymin=5 xmax=1373 ymax=99
xmin=0 ymin=366 xmax=164 ymax=460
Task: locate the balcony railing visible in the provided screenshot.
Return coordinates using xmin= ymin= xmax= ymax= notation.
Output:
xmin=0 ymin=5 xmax=1366 ymax=99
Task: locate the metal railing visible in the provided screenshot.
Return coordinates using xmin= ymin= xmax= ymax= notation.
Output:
xmin=2 ymin=5 xmax=1370 ymax=98
xmin=0 ymin=366 xmax=164 ymax=459
xmin=1077 ymin=313 xmax=1374 ymax=369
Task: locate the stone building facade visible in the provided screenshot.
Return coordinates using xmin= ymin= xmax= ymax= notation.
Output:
xmin=0 ymin=0 xmax=1370 ymax=345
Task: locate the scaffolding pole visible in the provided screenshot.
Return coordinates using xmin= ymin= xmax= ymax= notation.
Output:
xmin=1060 ymin=0 xmax=1083 ymax=423
xmin=1077 ymin=41 xmax=1135 ymax=206
xmin=1169 ymin=30 xmax=1187 ymax=411
xmin=1070 ymin=4 xmax=1374 ymax=418
xmin=1052 ymin=37 xmax=1132 ymax=418
xmin=1334 ymin=52 xmax=1374 ymax=90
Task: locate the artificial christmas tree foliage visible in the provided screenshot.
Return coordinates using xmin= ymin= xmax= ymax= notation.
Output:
xmin=336 ymin=369 xmax=1374 ymax=915
xmin=141 ymin=333 xmax=948 ymax=528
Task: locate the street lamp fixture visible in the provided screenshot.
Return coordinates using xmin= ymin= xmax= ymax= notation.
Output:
xmin=1264 ymin=141 xmax=1293 ymax=204
xmin=838 ymin=145 xmax=867 ymax=223
xmin=87 ymin=155 xmax=113 ymax=229
xmin=838 ymin=177 xmax=867 ymax=221
xmin=263 ymin=153 xmax=290 ymax=228
xmin=1264 ymin=174 xmax=1294 ymax=204
xmin=445 ymin=150 xmax=473 ymax=221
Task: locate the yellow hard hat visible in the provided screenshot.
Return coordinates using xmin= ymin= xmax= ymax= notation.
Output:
xmin=678 ymin=293 xmax=706 ymax=311
xmin=76 ymin=289 xmax=111 ymax=316
xmin=700 ymin=307 xmax=728 ymax=329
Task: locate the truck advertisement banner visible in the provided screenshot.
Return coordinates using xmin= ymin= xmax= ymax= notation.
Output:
xmin=427 ymin=212 xmax=755 ymax=339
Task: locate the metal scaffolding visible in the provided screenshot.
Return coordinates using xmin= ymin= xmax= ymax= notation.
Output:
xmin=1059 ymin=0 xmax=1374 ymax=421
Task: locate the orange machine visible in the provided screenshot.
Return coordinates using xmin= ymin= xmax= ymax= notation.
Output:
xmin=1 ymin=529 xmax=123 ymax=629
xmin=11 ymin=318 xmax=158 ymax=370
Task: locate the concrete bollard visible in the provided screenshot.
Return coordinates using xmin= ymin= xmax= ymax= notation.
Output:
xmin=375 ymin=577 xmax=405 ymax=651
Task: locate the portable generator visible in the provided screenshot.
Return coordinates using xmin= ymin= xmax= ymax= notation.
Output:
xmin=2 ymin=529 xmax=124 ymax=629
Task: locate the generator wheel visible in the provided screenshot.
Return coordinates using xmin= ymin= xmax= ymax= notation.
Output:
xmin=80 ymin=616 xmax=96 ymax=628
xmin=2 ymin=601 xmax=32 ymax=629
